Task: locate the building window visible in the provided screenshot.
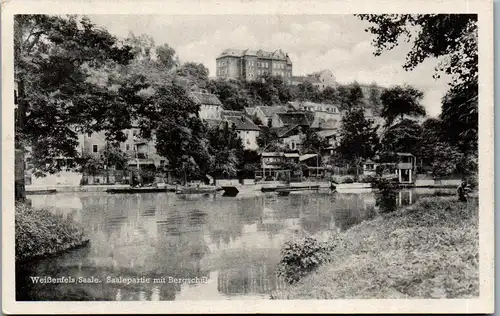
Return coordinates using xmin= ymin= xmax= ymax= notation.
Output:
xmin=291 ymin=142 xmax=296 ymax=150
xmin=92 ymin=145 xmax=98 ymax=153
xmin=126 ymin=144 xmax=130 ymax=151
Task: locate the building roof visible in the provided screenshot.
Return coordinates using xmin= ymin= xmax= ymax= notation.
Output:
xmin=273 ymin=124 xmax=303 ymax=138
xmin=244 ymin=107 xmax=257 ymax=115
xmin=317 ymin=129 xmax=339 ymax=138
xmin=275 ymin=112 xmax=313 ymax=126
xmin=189 ymin=92 xmax=222 ymax=106
xmin=221 ymin=110 xmax=245 ymax=118
xmin=396 ymin=152 xmax=415 ymax=157
xmin=217 ymin=48 xmax=291 ymax=62
xmin=261 ymin=152 xmax=282 ymax=157
xmin=284 ymin=153 xmax=300 ymax=158
xmin=299 ymin=154 xmax=319 ymax=162
xmin=204 ymin=119 xmax=222 ymax=127
xmin=224 ymin=116 xmax=261 ymax=131
xmin=257 ymin=105 xmax=288 ymax=117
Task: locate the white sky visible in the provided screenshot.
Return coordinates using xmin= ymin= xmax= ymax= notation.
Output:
xmin=89 ymin=14 xmax=453 ymax=117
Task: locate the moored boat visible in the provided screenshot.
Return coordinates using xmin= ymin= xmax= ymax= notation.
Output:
xmin=175 ymin=186 xmax=222 ymax=195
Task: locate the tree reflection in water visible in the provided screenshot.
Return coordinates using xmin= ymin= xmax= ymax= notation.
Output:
xmin=20 ymin=190 xmax=429 ymax=301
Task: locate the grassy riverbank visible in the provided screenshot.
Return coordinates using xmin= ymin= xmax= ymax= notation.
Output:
xmin=271 ymin=197 xmax=479 ymax=299
xmin=15 ymin=203 xmax=89 ymax=261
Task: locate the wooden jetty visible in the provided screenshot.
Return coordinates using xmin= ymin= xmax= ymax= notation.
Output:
xmin=26 ymin=189 xmax=57 ymax=195
xmin=107 ymin=187 xmax=172 ymax=194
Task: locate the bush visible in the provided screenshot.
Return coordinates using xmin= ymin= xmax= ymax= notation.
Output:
xmin=15 ymin=203 xmax=89 ymax=261
xmin=342 ymin=176 xmax=354 ymax=184
xmin=372 ymin=178 xmax=398 ymax=213
xmin=276 ymin=236 xmax=334 ymax=284
xmin=359 ymin=174 xmax=377 ymax=183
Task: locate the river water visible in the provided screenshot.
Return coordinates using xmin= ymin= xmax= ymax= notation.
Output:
xmin=16 ymin=188 xmax=446 ymax=301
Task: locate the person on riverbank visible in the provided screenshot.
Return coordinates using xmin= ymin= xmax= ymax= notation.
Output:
xmin=457 ymin=180 xmax=470 ymax=202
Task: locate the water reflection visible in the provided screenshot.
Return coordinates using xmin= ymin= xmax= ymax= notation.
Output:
xmin=19 ymin=189 xmax=435 ymax=301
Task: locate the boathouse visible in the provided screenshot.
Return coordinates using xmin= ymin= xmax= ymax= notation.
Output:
xmin=395 ymin=153 xmax=416 ymax=184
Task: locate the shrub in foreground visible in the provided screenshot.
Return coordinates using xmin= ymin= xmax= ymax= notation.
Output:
xmin=15 ymin=203 xmax=89 ymax=261
xmin=276 ymin=236 xmax=334 ymax=284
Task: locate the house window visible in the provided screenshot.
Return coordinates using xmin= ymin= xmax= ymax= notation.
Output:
xmin=92 ymin=145 xmax=98 ymax=153
xmin=291 ymin=142 xmax=296 ymax=150
xmin=126 ymin=144 xmax=130 ymax=151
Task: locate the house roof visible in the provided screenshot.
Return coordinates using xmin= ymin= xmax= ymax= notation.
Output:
xmin=396 ymin=152 xmax=415 ymax=157
xmin=317 ymin=129 xmax=339 ymax=138
xmin=257 ymin=105 xmax=288 ymax=117
xmin=284 ymin=153 xmax=300 ymax=158
xmin=217 ymin=48 xmax=290 ymax=62
xmin=204 ymin=119 xmax=221 ymax=127
xmin=189 ymin=92 xmax=222 ymax=106
xmin=274 ymin=124 xmax=302 ymax=138
xmin=276 ymin=112 xmax=313 ymax=126
xmin=299 ymin=154 xmax=318 ymax=161
xmin=261 ymin=152 xmax=282 ymax=157
xmin=221 ymin=110 xmax=245 ymax=118
xmin=244 ymin=107 xmax=256 ymax=115
xmin=224 ymin=116 xmax=260 ymax=131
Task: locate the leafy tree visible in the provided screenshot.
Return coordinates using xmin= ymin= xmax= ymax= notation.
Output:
xmin=337 ymin=82 xmax=365 ymax=112
xmin=100 ymin=144 xmax=130 ymax=170
xmin=337 ymin=108 xmax=380 ymax=177
xmin=357 ymin=14 xmax=477 ymax=86
xmin=380 ymin=85 xmax=425 ymax=127
xmin=14 ymin=14 xmax=134 ymax=200
xmin=79 ymin=152 xmax=105 ymax=176
xmin=137 ymin=85 xmax=212 ymax=183
xmin=321 ymin=86 xmax=339 ymax=104
xmin=257 ymin=127 xmax=280 ymax=150
xmin=156 ymin=43 xmax=179 ymax=70
xmin=291 ymin=81 xmax=322 ymax=103
xmin=125 ymin=32 xmax=155 ymax=60
xmin=357 ymin=14 xmax=478 ymax=170
xmin=238 ymin=149 xmax=261 ymax=178
xmin=176 ymin=62 xmax=210 ymax=88
xmin=426 ymin=142 xmax=464 ymax=177
xmin=207 ymin=123 xmax=244 ymax=180
xmin=381 ymin=119 xmax=422 ymax=155
xmin=300 ymin=130 xmax=329 ymax=154
xmin=367 ymin=82 xmax=382 ymax=114
xmin=440 ymin=82 xmax=478 ymax=154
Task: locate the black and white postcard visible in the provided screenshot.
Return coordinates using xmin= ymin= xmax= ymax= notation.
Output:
xmin=1 ymin=0 xmax=494 ymax=314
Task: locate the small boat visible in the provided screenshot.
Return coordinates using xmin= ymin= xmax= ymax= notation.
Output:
xmin=221 ymin=186 xmax=239 ymax=197
xmin=261 ymin=185 xmax=320 ymax=192
xmin=175 ymin=186 xmax=222 ymax=195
